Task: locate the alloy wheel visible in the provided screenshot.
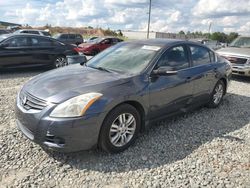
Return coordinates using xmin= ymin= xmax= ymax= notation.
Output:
xmin=109 ymin=113 xmax=136 ymax=147
xmin=213 ymin=83 xmax=224 ymax=104
xmin=55 ymin=56 xmax=67 ymax=68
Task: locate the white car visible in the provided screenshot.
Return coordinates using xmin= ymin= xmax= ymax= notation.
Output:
xmin=217 ymin=36 xmax=250 ymax=77
xmin=14 ymin=29 xmax=51 ymax=37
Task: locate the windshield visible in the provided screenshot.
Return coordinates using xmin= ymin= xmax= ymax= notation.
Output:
xmin=88 ymin=37 xmax=103 ymax=44
xmin=230 ymin=37 xmax=250 ymax=48
xmin=86 ymin=43 xmax=161 ymax=74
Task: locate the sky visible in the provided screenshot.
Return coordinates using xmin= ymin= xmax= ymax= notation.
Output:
xmin=0 ymin=0 xmax=250 ymax=34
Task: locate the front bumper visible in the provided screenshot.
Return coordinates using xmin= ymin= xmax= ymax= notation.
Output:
xmin=15 ymin=99 xmax=106 ymax=152
xmin=231 ymin=65 xmax=250 ymax=76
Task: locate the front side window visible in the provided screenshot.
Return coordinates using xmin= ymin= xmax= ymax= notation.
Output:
xmin=4 ymin=37 xmax=29 ymax=47
xmin=157 ymin=45 xmax=189 ymax=70
xmin=190 ymin=45 xmax=211 ymax=66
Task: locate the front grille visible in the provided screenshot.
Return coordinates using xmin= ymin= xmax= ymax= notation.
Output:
xmin=222 ymin=56 xmax=248 ymax=65
xmin=19 ymin=91 xmax=47 ymax=111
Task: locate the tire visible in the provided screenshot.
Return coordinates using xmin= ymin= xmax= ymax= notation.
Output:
xmin=207 ymin=80 xmax=226 ymax=108
xmin=99 ymin=104 xmax=141 ymax=153
xmin=92 ymin=49 xmax=99 ymax=56
xmin=53 ymin=55 xmax=67 ymax=68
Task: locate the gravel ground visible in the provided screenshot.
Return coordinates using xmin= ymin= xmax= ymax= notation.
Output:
xmin=0 ymin=68 xmax=249 ymax=188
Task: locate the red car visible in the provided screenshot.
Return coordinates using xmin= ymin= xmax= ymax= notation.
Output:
xmin=76 ymin=37 xmax=123 ymax=55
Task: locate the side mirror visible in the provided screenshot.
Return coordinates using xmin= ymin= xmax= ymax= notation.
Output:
xmin=80 ymin=55 xmax=88 ymax=65
xmin=152 ymin=66 xmax=177 ymax=76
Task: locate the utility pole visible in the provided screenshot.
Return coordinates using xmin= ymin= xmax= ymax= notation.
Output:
xmin=147 ymin=0 xmax=152 ymax=39
xmin=208 ymin=22 xmax=212 ymax=34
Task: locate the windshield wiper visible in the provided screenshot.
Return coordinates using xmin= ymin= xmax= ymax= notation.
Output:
xmin=88 ymin=65 xmax=112 ymax=73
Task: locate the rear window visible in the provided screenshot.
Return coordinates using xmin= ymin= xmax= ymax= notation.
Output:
xmin=41 ymin=31 xmax=51 ymax=36
xmin=25 ymin=31 xmax=40 ymax=34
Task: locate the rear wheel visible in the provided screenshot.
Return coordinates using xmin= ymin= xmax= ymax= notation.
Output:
xmin=207 ymin=80 xmax=225 ymax=108
xmin=54 ymin=56 xmax=67 ymax=68
xmin=99 ymin=104 xmax=141 ymax=153
xmin=92 ymin=49 xmax=100 ymax=56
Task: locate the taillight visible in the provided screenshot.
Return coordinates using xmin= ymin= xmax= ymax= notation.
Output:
xmin=74 ymin=47 xmax=80 ymax=52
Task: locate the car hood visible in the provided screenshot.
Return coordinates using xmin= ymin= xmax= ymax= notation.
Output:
xmin=23 ymin=65 xmax=130 ymax=103
xmin=217 ymin=47 xmax=250 ymax=57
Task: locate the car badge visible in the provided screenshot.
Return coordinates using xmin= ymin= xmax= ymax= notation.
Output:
xmin=21 ymin=96 xmax=27 ymax=106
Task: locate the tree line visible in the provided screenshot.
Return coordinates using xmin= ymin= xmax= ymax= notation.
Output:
xmin=179 ymin=31 xmax=239 ymax=43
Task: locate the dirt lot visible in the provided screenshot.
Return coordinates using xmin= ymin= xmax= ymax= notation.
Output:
xmin=0 ymin=68 xmax=249 ymax=188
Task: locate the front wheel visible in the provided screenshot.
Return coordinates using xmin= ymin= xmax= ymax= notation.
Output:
xmin=99 ymin=104 xmax=141 ymax=153
xmin=207 ymin=80 xmax=225 ymax=108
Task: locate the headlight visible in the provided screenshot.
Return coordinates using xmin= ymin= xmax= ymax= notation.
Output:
xmin=50 ymin=92 xmax=102 ymax=118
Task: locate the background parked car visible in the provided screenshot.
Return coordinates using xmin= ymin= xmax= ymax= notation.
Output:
xmin=53 ymin=33 xmax=83 ymax=45
xmin=0 ymin=29 xmax=11 ymax=35
xmin=76 ymin=37 xmax=123 ymax=55
xmin=0 ymin=34 xmax=80 ymax=68
xmin=14 ymin=29 xmax=51 ymax=37
xmin=217 ymin=36 xmax=250 ymax=77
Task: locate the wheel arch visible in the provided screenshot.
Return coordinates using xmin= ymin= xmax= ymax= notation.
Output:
xmin=219 ymin=77 xmax=227 ymax=95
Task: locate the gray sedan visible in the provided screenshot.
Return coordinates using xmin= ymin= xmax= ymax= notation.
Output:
xmin=16 ymin=39 xmax=232 ymax=153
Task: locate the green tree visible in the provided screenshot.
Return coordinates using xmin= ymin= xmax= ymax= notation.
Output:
xmin=179 ymin=30 xmax=185 ymax=35
xmin=227 ymin=32 xmax=239 ymax=43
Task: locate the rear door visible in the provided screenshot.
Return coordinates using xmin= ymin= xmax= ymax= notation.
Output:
xmin=29 ymin=36 xmax=56 ymax=65
xmin=187 ymin=44 xmax=218 ymax=104
xmin=0 ymin=36 xmax=32 ymax=67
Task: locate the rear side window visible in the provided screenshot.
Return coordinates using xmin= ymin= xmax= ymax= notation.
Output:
xmin=157 ymin=45 xmax=189 ymax=70
xmin=31 ymin=37 xmax=53 ymax=46
xmin=41 ymin=31 xmax=51 ymax=36
xmin=190 ymin=45 xmax=211 ymax=66
xmin=209 ymin=51 xmax=215 ymax=62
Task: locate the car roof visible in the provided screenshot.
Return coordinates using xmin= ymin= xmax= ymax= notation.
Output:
xmin=125 ymin=39 xmax=212 ymax=50
xmin=17 ymin=29 xmax=49 ymax=32
xmin=128 ymin=39 xmax=185 ymax=47
xmin=1 ymin=33 xmax=53 ymax=39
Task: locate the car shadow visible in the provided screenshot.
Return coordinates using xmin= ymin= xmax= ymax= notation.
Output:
xmin=47 ymin=92 xmax=250 ymax=173
xmin=231 ymin=75 xmax=250 ymax=83
xmin=0 ymin=67 xmax=49 ymax=79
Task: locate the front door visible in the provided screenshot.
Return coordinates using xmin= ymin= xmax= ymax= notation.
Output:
xmin=0 ymin=36 xmax=31 ymax=67
xmin=148 ymin=45 xmax=194 ymax=120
